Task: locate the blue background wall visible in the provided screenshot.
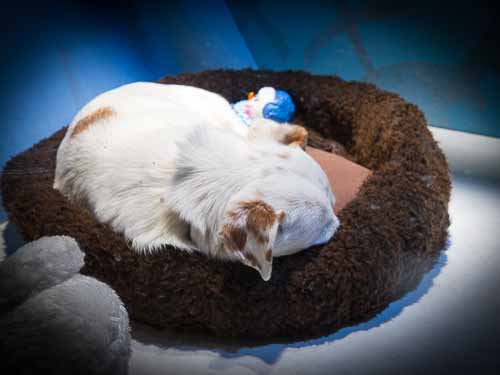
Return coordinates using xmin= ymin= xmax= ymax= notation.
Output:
xmin=0 ymin=0 xmax=256 ymax=169
xmin=228 ymin=0 xmax=500 ymax=138
xmin=1 ymin=0 xmax=499 ymax=169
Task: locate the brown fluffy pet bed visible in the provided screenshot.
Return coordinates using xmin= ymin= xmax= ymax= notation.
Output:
xmin=1 ymin=69 xmax=451 ymax=340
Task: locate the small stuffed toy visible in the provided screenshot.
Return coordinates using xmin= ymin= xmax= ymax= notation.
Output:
xmin=232 ymin=87 xmax=295 ymax=125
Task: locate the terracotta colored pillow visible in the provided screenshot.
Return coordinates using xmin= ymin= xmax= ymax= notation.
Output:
xmin=307 ymin=147 xmax=372 ymax=213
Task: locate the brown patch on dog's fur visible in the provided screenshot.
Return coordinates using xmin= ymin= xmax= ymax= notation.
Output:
xmin=265 ymin=249 xmax=272 ymax=262
xmin=255 ymin=232 xmax=269 ymax=245
xmin=238 ymin=200 xmax=277 ymax=236
xmin=244 ymin=252 xmax=258 ymax=267
xmin=221 ymin=223 xmax=247 ymax=252
xmin=71 ymin=107 xmax=115 ymax=138
xmin=277 ymin=151 xmax=290 ymax=159
xmin=283 ymin=126 xmax=308 ymax=149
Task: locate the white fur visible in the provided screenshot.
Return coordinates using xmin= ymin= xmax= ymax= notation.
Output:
xmin=53 ymin=82 xmax=339 ymax=276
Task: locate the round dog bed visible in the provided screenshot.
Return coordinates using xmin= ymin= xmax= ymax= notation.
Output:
xmin=1 ymin=69 xmax=451 ymax=340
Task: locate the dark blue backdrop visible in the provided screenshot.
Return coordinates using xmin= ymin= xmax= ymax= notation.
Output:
xmin=1 ymin=0 xmax=499 ymax=169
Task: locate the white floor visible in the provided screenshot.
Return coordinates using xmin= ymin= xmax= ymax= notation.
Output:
xmin=1 ymin=127 xmax=499 ymax=375
xmin=127 ymin=174 xmax=500 ymax=375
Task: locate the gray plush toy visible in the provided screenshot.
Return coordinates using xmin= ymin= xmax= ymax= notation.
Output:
xmin=0 ymin=236 xmax=131 ymax=375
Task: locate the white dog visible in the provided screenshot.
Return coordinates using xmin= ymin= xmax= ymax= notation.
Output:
xmin=53 ymin=82 xmax=339 ymax=281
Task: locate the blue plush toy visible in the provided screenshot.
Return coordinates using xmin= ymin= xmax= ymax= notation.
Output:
xmin=232 ymin=87 xmax=295 ymax=125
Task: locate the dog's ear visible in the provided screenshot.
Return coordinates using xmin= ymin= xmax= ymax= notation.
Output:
xmin=220 ymin=222 xmax=247 ymax=253
xmin=243 ymin=200 xmax=278 ymax=238
xmin=221 ymin=200 xmax=282 ymax=281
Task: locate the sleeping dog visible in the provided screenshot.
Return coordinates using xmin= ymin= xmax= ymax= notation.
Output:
xmin=53 ymin=82 xmax=339 ymax=281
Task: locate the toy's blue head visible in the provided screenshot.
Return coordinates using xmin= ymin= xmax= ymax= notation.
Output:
xmin=262 ymin=89 xmax=295 ymax=123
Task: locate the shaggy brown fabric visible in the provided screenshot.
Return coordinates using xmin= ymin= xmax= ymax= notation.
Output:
xmin=1 ymin=69 xmax=451 ymax=340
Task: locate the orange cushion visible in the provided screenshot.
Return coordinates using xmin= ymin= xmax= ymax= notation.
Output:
xmin=307 ymin=147 xmax=372 ymax=213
